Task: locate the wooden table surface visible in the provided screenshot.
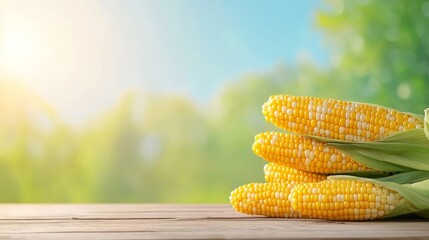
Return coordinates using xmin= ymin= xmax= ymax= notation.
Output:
xmin=0 ymin=204 xmax=428 ymax=239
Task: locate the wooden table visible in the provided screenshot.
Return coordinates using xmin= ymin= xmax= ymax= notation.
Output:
xmin=0 ymin=204 xmax=428 ymax=239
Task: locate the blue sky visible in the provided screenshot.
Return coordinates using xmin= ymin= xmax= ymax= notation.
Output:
xmin=107 ymin=0 xmax=328 ymax=99
xmin=0 ymin=0 xmax=328 ymax=124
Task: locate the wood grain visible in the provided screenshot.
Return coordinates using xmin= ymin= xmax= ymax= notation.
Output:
xmin=0 ymin=204 xmax=427 ymax=239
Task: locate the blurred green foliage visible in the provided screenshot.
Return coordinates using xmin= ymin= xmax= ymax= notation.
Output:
xmin=0 ymin=0 xmax=428 ymax=202
xmin=317 ymin=0 xmax=429 ymax=112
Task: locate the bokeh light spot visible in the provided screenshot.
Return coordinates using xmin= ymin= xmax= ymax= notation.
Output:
xmin=397 ymin=83 xmax=411 ymax=100
xmin=422 ymin=1 xmax=429 ymax=17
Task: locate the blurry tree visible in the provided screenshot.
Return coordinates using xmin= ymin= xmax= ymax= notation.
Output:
xmin=140 ymin=94 xmax=210 ymax=202
xmin=317 ymin=0 xmax=429 ymax=113
xmin=0 ymin=82 xmax=76 ymax=202
xmin=75 ymin=94 xmax=146 ymax=202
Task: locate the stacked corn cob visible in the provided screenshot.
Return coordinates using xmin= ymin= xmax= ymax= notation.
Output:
xmin=230 ymin=95 xmax=429 ymax=221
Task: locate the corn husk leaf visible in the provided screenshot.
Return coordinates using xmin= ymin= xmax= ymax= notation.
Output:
xmin=307 ymin=128 xmax=429 ymax=172
xmin=331 ymin=170 xmax=395 ymax=178
xmin=329 ymin=173 xmax=429 ymax=219
xmin=425 ymin=108 xmax=429 ymax=141
xmin=376 ymin=171 xmax=429 ymax=184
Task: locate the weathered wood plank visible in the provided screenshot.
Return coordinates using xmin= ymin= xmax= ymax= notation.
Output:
xmin=0 ymin=204 xmax=235 ymax=219
xmin=0 ymin=204 xmax=427 ymax=240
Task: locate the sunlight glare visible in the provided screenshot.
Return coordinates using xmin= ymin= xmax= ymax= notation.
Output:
xmin=1 ymin=16 xmax=45 ymax=77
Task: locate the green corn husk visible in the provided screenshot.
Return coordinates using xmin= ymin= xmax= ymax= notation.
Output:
xmin=304 ymin=109 xmax=429 ymax=172
xmin=376 ymin=170 xmax=429 ymax=184
xmin=425 ymin=108 xmax=429 ymax=141
xmin=328 ymin=172 xmax=429 ymax=219
xmin=329 ymin=129 xmax=429 ymax=172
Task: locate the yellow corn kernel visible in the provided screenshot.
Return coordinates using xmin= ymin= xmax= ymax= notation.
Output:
xmin=264 ymin=162 xmax=327 ymax=183
xmin=253 ymin=132 xmax=369 ymax=174
xmin=291 ymin=179 xmax=403 ymax=221
xmin=230 ymin=182 xmax=305 ymax=218
xmin=262 ymin=95 xmax=423 ymax=141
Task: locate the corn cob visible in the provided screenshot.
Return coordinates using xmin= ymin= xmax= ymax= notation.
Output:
xmin=230 ymin=167 xmax=326 ymax=218
xmin=264 ymin=162 xmax=327 ymax=183
xmin=229 ymin=182 xmax=304 ymax=218
xmin=254 ymin=132 xmax=369 ymax=173
xmin=291 ymin=179 xmax=403 ymax=221
xmin=262 ymin=95 xmax=423 ymax=141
